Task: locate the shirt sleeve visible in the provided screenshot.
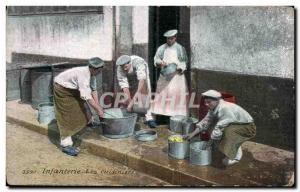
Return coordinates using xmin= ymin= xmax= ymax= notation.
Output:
xmin=90 ymin=76 xmax=97 ymax=91
xmin=117 ymin=66 xmax=129 ymax=89
xmin=77 ymin=75 xmax=92 ymax=100
xmin=196 ymin=111 xmax=214 ymax=131
xmin=135 ymin=60 xmax=147 ymax=80
xmin=154 ymin=45 xmax=164 ymax=67
xmin=176 ymin=45 xmax=187 ymax=71
xmin=215 ymin=107 xmax=236 ymax=130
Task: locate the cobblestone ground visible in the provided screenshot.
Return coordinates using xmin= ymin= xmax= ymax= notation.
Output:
xmin=6 ymin=122 xmax=171 ymax=186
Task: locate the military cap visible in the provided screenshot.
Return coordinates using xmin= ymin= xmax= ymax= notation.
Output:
xmin=88 ymin=57 xmax=105 ymax=68
xmin=116 ymin=55 xmax=131 ymax=66
xmin=202 ymin=90 xmax=222 ymax=99
xmin=163 ymin=29 xmax=178 ymax=37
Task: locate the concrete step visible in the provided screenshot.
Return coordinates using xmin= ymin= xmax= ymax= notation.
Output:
xmin=6 ymin=100 xmax=295 ymax=186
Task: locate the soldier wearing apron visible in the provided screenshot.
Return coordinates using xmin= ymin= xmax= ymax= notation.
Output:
xmin=146 ymin=29 xmax=189 ymax=128
xmin=184 ymin=90 xmax=256 ymax=166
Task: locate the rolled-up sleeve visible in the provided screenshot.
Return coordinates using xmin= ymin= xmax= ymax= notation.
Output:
xmin=117 ymin=67 xmax=129 ymax=89
xmin=90 ymin=76 xmax=97 ymax=91
xmin=77 ymin=76 xmax=92 ymax=100
xmin=176 ymin=46 xmax=187 ymax=71
xmin=196 ymin=111 xmax=214 ymax=131
xmin=154 ymin=45 xmax=164 ymax=67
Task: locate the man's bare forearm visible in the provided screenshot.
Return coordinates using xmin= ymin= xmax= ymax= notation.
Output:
xmin=91 ymin=91 xmax=99 ymax=105
xmin=189 ymin=128 xmax=200 ymax=139
xmin=122 ymin=87 xmax=131 ymax=101
xmin=87 ymin=98 xmax=102 ymax=113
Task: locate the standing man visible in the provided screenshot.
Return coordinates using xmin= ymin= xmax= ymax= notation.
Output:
xmin=184 ymin=90 xmax=256 ymax=166
xmin=116 ymin=55 xmax=152 ymax=116
xmin=53 ymin=57 xmax=105 ymax=156
xmin=147 ymin=29 xmax=189 ymax=127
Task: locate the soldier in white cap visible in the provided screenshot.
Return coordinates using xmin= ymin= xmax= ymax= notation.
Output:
xmin=184 ymin=90 xmax=256 ymax=166
xmin=147 ymin=29 xmax=189 ymax=127
xmin=116 ymin=55 xmax=152 ymax=118
xmin=53 ymin=57 xmax=105 ymax=156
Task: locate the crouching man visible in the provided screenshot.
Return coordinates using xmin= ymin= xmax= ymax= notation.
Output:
xmin=184 ymin=90 xmax=256 ymax=166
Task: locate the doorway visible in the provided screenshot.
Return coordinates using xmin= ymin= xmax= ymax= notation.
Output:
xmin=148 ymin=6 xmax=191 ymax=92
xmin=148 ymin=6 xmax=191 ymax=124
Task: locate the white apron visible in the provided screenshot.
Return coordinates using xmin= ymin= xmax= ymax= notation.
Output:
xmin=150 ymin=46 xmax=189 ymax=117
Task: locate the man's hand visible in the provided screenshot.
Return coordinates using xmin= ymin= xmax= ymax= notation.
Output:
xmin=160 ymin=61 xmax=167 ymax=68
xmin=127 ymin=102 xmax=134 ymax=112
xmin=120 ymin=98 xmax=131 ymax=105
xmin=183 ymin=134 xmax=193 ymax=141
xmin=177 ymin=69 xmax=183 ymax=75
xmin=211 ymin=128 xmax=223 ymax=140
xmin=97 ymin=109 xmax=104 ymax=118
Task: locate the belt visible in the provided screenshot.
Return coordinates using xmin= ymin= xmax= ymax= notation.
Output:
xmin=54 ymin=83 xmax=65 ymax=90
xmin=231 ymin=122 xmax=254 ymax=125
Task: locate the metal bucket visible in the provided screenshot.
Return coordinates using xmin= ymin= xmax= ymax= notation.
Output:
xmin=161 ymin=63 xmax=177 ymax=76
xmin=6 ymin=69 xmax=21 ymax=101
xmin=132 ymin=94 xmax=150 ymax=115
xmin=31 ymin=68 xmax=53 ymax=109
xmin=182 ymin=117 xmax=199 ymax=135
xmin=189 ymin=141 xmax=212 ymax=166
xmin=168 ymin=134 xmax=189 ymax=159
xmin=101 ymin=108 xmax=138 ymax=139
xmin=169 ymin=115 xmax=186 ymax=133
xmin=20 ymin=68 xmax=32 ymax=104
xmin=38 ymin=102 xmax=55 ymax=125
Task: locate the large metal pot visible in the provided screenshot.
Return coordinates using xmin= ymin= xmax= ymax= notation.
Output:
xmin=20 ymin=68 xmax=31 ymax=104
xmin=101 ymin=108 xmax=137 ymax=139
xmin=189 ymin=141 xmax=212 ymax=166
xmin=168 ymin=134 xmax=189 ymax=159
xmin=182 ymin=117 xmax=199 ymax=135
xmin=169 ymin=115 xmax=186 ymax=133
xmin=31 ymin=68 xmax=53 ymax=109
xmin=6 ymin=69 xmax=21 ymax=101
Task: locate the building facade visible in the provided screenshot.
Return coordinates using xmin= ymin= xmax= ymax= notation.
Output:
xmin=6 ymin=6 xmax=295 ymax=150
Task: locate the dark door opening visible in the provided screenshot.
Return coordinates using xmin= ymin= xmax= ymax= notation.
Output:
xmin=148 ymin=6 xmax=191 ymax=93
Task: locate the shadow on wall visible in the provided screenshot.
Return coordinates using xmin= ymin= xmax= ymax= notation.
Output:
xmin=10 ymin=52 xmax=115 ymax=94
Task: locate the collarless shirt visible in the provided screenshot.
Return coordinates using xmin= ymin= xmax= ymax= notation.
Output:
xmin=197 ymin=99 xmax=254 ymax=130
xmin=54 ymin=66 xmax=92 ymax=100
xmin=154 ymin=42 xmax=187 ymax=71
xmin=117 ymin=55 xmax=150 ymax=93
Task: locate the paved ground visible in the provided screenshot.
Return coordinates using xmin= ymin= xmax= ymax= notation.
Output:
xmin=6 ymin=122 xmax=171 ymax=186
xmin=6 ymin=101 xmax=295 ymax=186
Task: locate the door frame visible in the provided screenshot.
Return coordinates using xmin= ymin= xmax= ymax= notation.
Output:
xmin=148 ymin=6 xmax=191 ymax=92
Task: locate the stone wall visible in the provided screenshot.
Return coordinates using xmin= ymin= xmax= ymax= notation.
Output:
xmin=190 ymin=7 xmax=295 ymax=150
xmin=190 ymin=7 xmax=294 ymax=79
xmin=7 ymin=7 xmax=113 ymax=62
